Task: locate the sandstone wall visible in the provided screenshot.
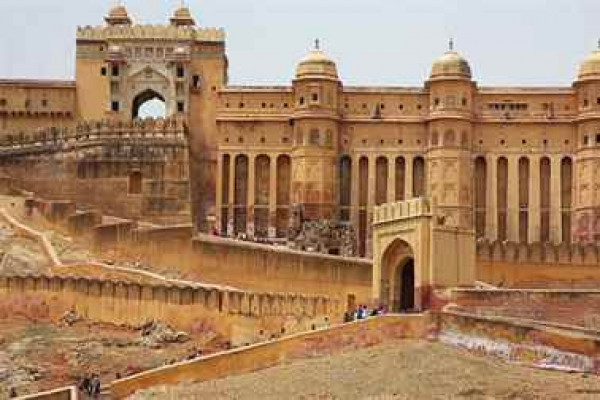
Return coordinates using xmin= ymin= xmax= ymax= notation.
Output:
xmin=0 ymin=274 xmax=341 ymax=346
xmin=448 ymin=288 xmax=600 ymax=330
xmin=476 ymin=240 xmax=600 ymax=287
xmin=110 ymin=315 xmax=427 ymax=399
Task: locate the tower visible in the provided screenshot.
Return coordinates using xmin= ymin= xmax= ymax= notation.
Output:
xmin=290 ymin=42 xmax=342 ymax=223
xmin=573 ymin=44 xmax=600 ymax=243
xmin=425 ymin=41 xmax=476 ymax=230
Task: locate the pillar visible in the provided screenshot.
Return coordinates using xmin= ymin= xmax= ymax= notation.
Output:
xmin=387 ymin=155 xmax=396 ymax=204
xmin=247 ymin=154 xmax=255 ymax=238
xmin=268 ymin=153 xmax=278 ymax=238
xmin=215 ymin=153 xmax=223 ymax=233
xmin=366 ymin=155 xmax=376 ymax=257
xmin=528 ymin=156 xmax=540 ymax=243
xmin=507 ymin=155 xmax=520 ymax=242
xmin=227 ymin=153 xmax=236 ymax=236
xmin=405 ymin=154 xmax=414 ymax=199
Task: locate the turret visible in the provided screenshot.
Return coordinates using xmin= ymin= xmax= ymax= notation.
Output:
xmin=290 ymin=41 xmax=342 ymax=222
xmin=105 ymin=5 xmax=132 ymax=26
xmin=572 ymin=43 xmax=600 ymax=243
xmin=425 ymin=40 xmax=476 ymax=230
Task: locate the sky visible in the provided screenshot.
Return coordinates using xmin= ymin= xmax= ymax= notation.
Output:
xmin=0 ymin=0 xmax=599 ymax=86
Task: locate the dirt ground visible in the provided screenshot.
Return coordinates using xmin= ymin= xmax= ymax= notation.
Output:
xmin=130 ymin=340 xmax=600 ymax=400
xmin=0 ymin=318 xmax=229 ymax=399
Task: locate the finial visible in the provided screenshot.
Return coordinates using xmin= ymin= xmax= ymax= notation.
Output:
xmin=314 ymin=38 xmax=320 ymax=51
xmin=449 ymin=37 xmax=454 ymax=51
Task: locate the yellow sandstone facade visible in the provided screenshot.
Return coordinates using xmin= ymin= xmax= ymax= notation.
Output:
xmin=1 ymin=5 xmax=600 ymax=258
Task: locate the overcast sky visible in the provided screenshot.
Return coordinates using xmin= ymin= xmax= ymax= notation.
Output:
xmin=0 ymin=0 xmax=599 ymax=86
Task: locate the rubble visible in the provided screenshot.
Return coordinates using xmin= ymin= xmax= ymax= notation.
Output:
xmin=59 ymin=309 xmax=82 ymax=327
xmin=138 ymin=321 xmax=190 ymax=349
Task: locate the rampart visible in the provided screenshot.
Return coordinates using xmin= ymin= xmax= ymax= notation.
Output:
xmin=0 ymin=273 xmax=340 ymax=346
xmin=0 ymin=118 xmax=190 ymax=223
xmin=110 ymin=315 xmax=427 ymax=398
xmin=476 ymin=239 xmax=600 ymax=287
xmin=448 ymin=288 xmax=600 ymax=330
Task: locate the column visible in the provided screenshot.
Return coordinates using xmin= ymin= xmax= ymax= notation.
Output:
xmin=405 ymin=154 xmax=414 ymax=199
xmin=507 ymin=155 xmax=520 ymax=242
xmin=387 ymin=155 xmax=396 ymax=204
xmin=485 ymin=154 xmax=497 ymax=241
xmin=268 ymin=154 xmax=278 ymax=238
xmin=550 ymin=155 xmax=562 ymax=244
xmin=215 ymin=153 xmax=223 ymax=233
xmin=528 ymin=155 xmax=540 ymax=243
xmin=366 ymin=155 xmax=376 ymax=257
xmin=227 ymin=153 xmax=236 ymax=236
xmin=247 ymin=154 xmax=255 ymax=238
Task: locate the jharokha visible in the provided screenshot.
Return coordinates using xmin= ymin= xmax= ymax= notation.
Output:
xmin=3 ymin=4 xmax=600 ymax=314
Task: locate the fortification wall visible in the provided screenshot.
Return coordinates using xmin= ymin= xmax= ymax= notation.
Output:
xmin=448 ymin=288 xmax=600 ymax=330
xmin=110 ymin=315 xmax=427 ymax=398
xmin=0 ymin=118 xmax=190 ymax=223
xmin=0 ymin=274 xmax=341 ymax=346
xmin=476 ymin=240 xmax=600 ymax=287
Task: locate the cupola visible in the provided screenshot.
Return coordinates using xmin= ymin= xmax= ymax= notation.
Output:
xmin=295 ymin=40 xmax=339 ymax=81
xmin=430 ymin=39 xmax=472 ymax=80
xmin=105 ymin=5 xmax=132 ymax=26
xmin=578 ymin=42 xmax=600 ymax=81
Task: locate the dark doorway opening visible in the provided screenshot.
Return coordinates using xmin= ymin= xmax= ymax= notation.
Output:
xmin=394 ymin=258 xmax=415 ymax=312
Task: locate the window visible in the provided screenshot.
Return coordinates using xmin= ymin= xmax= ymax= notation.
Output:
xmin=398 ymin=104 xmax=404 ymax=110
xmin=239 ymin=102 xmax=245 ymax=108
xmin=101 ymin=67 xmax=107 ymax=76
xmin=311 ymin=93 xmax=318 ymax=102
xmin=434 ymin=98 xmax=440 ymax=106
xmin=261 ymin=103 xmax=266 ymax=108
xmin=193 ymin=75 xmax=200 ymax=88
xmin=111 ymin=101 xmax=119 ymax=112
xmin=584 ymin=135 xmax=589 ymax=145
xmin=177 ymin=101 xmax=185 ymax=112
xmin=41 ymin=99 xmax=48 ymax=107
xmin=24 ymin=100 xmax=31 ymax=109
xmin=283 ymin=103 xmax=289 ymax=108
xmin=0 ymin=98 xmax=6 ymax=107
xmin=596 ymin=134 xmax=600 ymax=144
xmin=176 ymin=65 xmax=185 ymax=78
xmin=299 ymin=97 xmax=305 ymax=105
xmin=462 ymin=98 xmax=467 ymax=106
xmin=584 ymin=99 xmax=589 ymax=107
xmin=309 ymin=129 xmax=320 ymax=145
xmin=111 ymin=65 xmax=119 ymax=77
xmin=597 ymin=97 xmax=600 ymax=105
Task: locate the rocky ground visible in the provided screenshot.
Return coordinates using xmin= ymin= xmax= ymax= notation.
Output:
xmin=130 ymin=340 xmax=600 ymax=400
xmin=0 ymin=318 xmax=227 ymax=399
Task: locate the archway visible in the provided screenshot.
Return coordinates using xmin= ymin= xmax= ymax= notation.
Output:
xmin=132 ymin=89 xmax=166 ymax=119
xmin=379 ymin=238 xmax=415 ymax=312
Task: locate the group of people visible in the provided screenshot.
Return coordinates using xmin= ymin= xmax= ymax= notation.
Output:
xmin=344 ymin=304 xmax=387 ymax=323
xmin=78 ymin=374 xmax=102 ymax=398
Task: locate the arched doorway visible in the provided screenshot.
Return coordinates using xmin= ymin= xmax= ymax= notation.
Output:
xmin=394 ymin=258 xmax=415 ymax=312
xmin=379 ymin=238 xmax=416 ymax=313
xmin=132 ymin=89 xmax=166 ymax=119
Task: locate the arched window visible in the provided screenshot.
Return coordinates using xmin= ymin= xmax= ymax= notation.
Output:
xmin=518 ymin=157 xmax=530 ymax=243
xmin=540 ymin=157 xmax=551 ymax=242
xmin=276 ymin=155 xmax=292 ymax=237
xmin=413 ymin=156 xmax=425 ymax=197
xmin=561 ymin=157 xmax=573 ymax=243
xmin=497 ymin=157 xmax=508 ymax=241
xmin=375 ymin=156 xmax=389 ymax=205
xmin=132 ymin=89 xmax=166 ymax=119
xmin=339 ymin=156 xmax=352 ymax=221
xmin=474 ymin=156 xmax=487 ymax=238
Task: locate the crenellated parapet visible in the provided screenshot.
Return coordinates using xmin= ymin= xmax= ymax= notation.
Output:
xmin=476 ymin=239 xmax=600 ymax=265
xmin=0 ymin=117 xmax=188 ymax=156
xmin=373 ymin=197 xmax=432 ymax=225
xmin=76 ymin=25 xmax=225 ymax=43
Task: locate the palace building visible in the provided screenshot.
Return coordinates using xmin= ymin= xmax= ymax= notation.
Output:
xmin=1 ymin=5 xmax=600 ymax=258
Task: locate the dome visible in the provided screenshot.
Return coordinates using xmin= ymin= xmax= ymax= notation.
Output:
xmin=295 ymin=44 xmax=339 ymax=80
xmin=105 ymin=5 xmax=132 ymax=26
xmin=430 ymin=50 xmax=472 ymax=80
xmin=170 ymin=6 xmax=196 ymax=26
xmin=578 ymin=49 xmax=600 ymax=81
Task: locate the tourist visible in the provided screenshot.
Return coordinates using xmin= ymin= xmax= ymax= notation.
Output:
xmin=90 ymin=374 xmax=101 ymax=398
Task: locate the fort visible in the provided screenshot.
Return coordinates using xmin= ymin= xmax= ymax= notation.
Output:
xmin=2 ymin=3 xmax=600 ymax=399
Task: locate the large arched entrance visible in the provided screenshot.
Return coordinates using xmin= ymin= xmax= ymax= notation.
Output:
xmin=379 ymin=238 xmax=416 ymax=313
xmin=132 ymin=89 xmax=166 ymax=119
